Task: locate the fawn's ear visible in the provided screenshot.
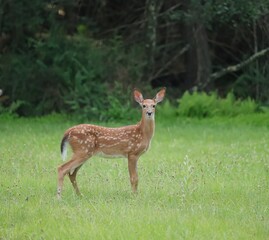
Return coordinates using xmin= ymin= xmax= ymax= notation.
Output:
xmin=154 ymin=87 xmax=166 ymax=103
xmin=133 ymin=88 xmax=144 ymax=104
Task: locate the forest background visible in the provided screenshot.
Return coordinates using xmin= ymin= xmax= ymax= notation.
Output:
xmin=0 ymin=0 xmax=269 ymax=121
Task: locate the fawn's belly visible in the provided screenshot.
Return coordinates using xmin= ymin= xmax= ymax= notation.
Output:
xmin=94 ymin=140 xmax=150 ymax=159
xmin=95 ymin=151 xmax=127 ymax=158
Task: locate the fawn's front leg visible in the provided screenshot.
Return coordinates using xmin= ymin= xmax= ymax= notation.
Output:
xmin=68 ymin=165 xmax=83 ymax=196
xmin=128 ymin=155 xmax=139 ymax=193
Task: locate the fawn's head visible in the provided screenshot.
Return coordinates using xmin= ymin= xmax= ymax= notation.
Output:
xmin=134 ymin=88 xmax=166 ymax=120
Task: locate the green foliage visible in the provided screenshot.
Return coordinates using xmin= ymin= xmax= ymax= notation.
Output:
xmin=1 ymin=0 xmax=269 ymax=121
xmin=60 ymin=38 xmax=144 ymax=121
xmin=105 ymin=90 xmax=138 ymax=122
xmin=212 ymin=0 xmax=269 ymax=24
xmin=0 ymin=0 xmax=45 ymax=49
xmin=188 ymin=0 xmax=269 ymax=27
xmin=0 ymin=35 xmax=145 ymax=120
xmin=0 ymin=100 xmax=23 ymax=115
xmin=177 ymin=91 xmax=258 ymax=118
xmin=158 ymin=100 xmax=177 ymax=120
xmin=0 ymin=0 xmax=147 ymax=120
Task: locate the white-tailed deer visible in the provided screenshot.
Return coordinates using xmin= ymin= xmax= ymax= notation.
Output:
xmin=57 ymin=88 xmax=166 ymax=199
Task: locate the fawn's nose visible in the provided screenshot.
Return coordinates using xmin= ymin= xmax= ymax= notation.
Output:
xmin=147 ymin=112 xmax=152 ymax=116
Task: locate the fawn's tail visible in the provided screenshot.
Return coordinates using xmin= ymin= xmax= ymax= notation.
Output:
xmin=60 ymin=134 xmax=69 ymax=161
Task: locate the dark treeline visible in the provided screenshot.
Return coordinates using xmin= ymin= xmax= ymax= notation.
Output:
xmin=0 ymin=0 xmax=269 ymax=119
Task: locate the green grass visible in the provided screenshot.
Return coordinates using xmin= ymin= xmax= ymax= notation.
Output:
xmin=0 ymin=114 xmax=269 ymax=239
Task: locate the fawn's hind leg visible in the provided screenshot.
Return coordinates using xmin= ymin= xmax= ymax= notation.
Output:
xmin=57 ymin=153 xmax=91 ymax=199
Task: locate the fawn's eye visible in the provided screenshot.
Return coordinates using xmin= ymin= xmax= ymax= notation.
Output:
xmin=143 ymin=105 xmax=146 ymax=108
xmin=152 ymin=105 xmax=156 ymax=108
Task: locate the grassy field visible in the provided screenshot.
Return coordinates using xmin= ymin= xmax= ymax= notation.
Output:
xmin=0 ymin=115 xmax=269 ymax=239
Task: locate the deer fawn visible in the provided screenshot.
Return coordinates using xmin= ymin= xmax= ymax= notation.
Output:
xmin=57 ymin=88 xmax=166 ymax=199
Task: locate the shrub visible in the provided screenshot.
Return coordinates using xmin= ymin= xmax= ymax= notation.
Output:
xmin=177 ymin=91 xmax=259 ymax=118
xmin=177 ymin=91 xmax=218 ymax=118
xmin=158 ymin=100 xmax=177 ymax=121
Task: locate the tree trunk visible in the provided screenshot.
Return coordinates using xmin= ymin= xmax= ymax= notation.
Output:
xmin=184 ymin=22 xmax=197 ymax=89
xmin=143 ymin=0 xmax=162 ymax=82
xmin=194 ymin=22 xmax=212 ymax=91
xmin=183 ymin=0 xmax=212 ymax=91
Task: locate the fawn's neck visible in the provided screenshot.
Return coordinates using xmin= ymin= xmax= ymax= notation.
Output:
xmin=139 ymin=114 xmax=155 ymax=141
